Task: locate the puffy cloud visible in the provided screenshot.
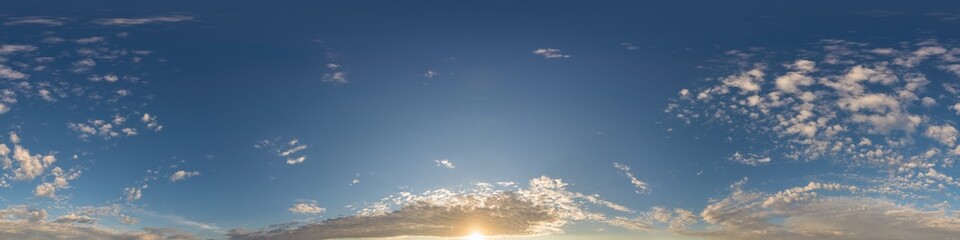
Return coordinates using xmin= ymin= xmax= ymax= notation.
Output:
xmin=170 ymin=170 xmax=200 ymax=182
xmin=92 ymin=15 xmax=194 ymax=26
xmin=68 ymin=115 xmax=156 ymax=140
xmin=34 ymin=167 xmax=81 ymax=198
xmin=922 ymin=96 xmax=937 ymax=107
xmin=774 ymin=60 xmax=816 ymax=93
xmin=924 ymin=124 xmax=959 ymax=146
xmin=532 ymin=48 xmax=571 ymax=59
xmin=613 ymin=162 xmax=649 ymax=194
xmin=142 ymin=113 xmax=163 ymax=132
xmin=0 ymin=64 xmax=28 ymax=80
xmin=1 ymin=132 xmax=57 ymax=181
xmin=434 ymin=159 xmax=455 ymax=169
xmin=894 ymin=46 xmax=947 ymax=67
xmin=229 ymin=176 xmax=645 ymax=240
xmin=666 ymin=40 xmax=960 ymax=176
xmin=722 ymin=68 xmax=764 ymax=93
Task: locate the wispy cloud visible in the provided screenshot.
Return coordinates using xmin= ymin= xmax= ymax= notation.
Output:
xmin=288 ymin=201 xmax=326 ymax=215
xmin=92 ymin=15 xmax=194 ymax=26
xmin=676 ymin=179 xmax=960 ymax=240
xmin=3 ymin=16 xmax=65 ymax=26
xmin=613 ymin=163 xmax=649 ymax=194
xmin=255 ymin=137 xmax=309 ymax=165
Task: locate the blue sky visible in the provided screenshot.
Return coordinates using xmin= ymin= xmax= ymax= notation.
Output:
xmin=3 ymin=1 xmax=960 ymax=239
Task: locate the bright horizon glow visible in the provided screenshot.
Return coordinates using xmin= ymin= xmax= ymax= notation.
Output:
xmin=465 ymin=232 xmax=486 ymax=240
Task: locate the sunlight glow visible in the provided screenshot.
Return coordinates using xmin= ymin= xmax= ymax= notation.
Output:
xmin=465 ymin=232 xmax=486 ymax=240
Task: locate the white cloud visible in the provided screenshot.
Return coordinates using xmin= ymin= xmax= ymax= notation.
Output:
xmin=123 ymin=185 xmax=144 ymax=202
xmin=894 ymin=46 xmax=947 ymax=67
xmin=729 ymin=152 xmax=771 ymax=166
xmin=922 ymin=96 xmax=937 ymax=107
xmin=722 ymin=68 xmax=764 ymax=93
xmin=434 ymin=159 xmax=455 ymax=169
xmin=74 ymin=36 xmax=105 ymax=44
xmin=0 ymin=64 xmax=28 ymax=80
xmin=34 ymin=167 xmax=81 ymax=198
xmin=170 ymin=170 xmax=200 ymax=182
xmin=3 ymin=17 xmax=65 ymax=26
xmin=1 ymin=132 xmax=57 ymax=181
xmin=229 ymin=176 xmax=646 ymax=239
xmin=424 ymin=70 xmax=439 ymax=78
xmin=613 ymin=162 xmax=649 ymax=194
xmin=288 ymin=202 xmax=326 ymax=214
xmin=685 ymin=181 xmax=960 ymax=240
xmin=0 ymin=44 xmax=37 ymax=54
xmin=142 ymin=113 xmax=163 ymax=132
xmin=925 ymin=124 xmax=959 ymax=146
xmin=350 ymin=173 xmax=360 ymax=186
xmin=322 ymin=72 xmax=348 ymax=84
xmin=1 ymin=206 xmax=186 ymax=238
xmin=533 ymin=48 xmax=571 ymax=58
xmin=256 ymin=137 xmax=309 ymax=165
xmin=92 ymin=15 xmax=194 ymax=26
xmin=774 ymin=60 xmax=816 ymax=93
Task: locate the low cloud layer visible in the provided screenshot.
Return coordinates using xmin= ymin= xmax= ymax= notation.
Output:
xmin=229 ymin=176 xmax=642 ymax=240
xmin=682 ymin=180 xmax=960 ymax=240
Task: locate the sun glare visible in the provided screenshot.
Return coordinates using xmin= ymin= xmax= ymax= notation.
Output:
xmin=465 ymin=232 xmax=486 ymax=240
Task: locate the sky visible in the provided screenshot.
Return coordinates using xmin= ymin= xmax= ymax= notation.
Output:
xmin=3 ymin=1 xmax=960 ymax=239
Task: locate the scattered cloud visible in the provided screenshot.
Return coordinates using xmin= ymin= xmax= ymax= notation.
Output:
xmin=170 ymin=170 xmax=200 ymax=182
xmin=124 ymin=185 xmax=145 ymax=202
xmin=289 ymin=201 xmax=326 ymax=215
xmin=0 ymin=132 xmax=57 ymax=182
xmin=255 ymin=137 xmax=309 ymax=165
xmin=34 ymin=167 xmax=81 ymax=199
xmin=666 ymin=39 xmax=960 ymax=197
xmin=613 ymin=163 xmax=649 ymax=194
xmin=434 ymin=159 xmax=455 ymax=169
xmin=322 ymin=72 xmax=347 ymax=84
xmin=423 ymin=70 xmax=439 ymax=78
xmin=142 ymin=113 xmax=164 ymax=132
xmin=0 ymin=44 xmax=37 ymax=55
xmin=728 ymin=151 xmax=772 ymax=166
xmin=350 ymin=173 xmax=360 ymax=186
xmin=532 ymin=48 xmax=571 ymax=59
xmin=74 ymin=36 xmax=106 ymax=44
xmin=92 ymin=15 xmax=194 ymax=26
